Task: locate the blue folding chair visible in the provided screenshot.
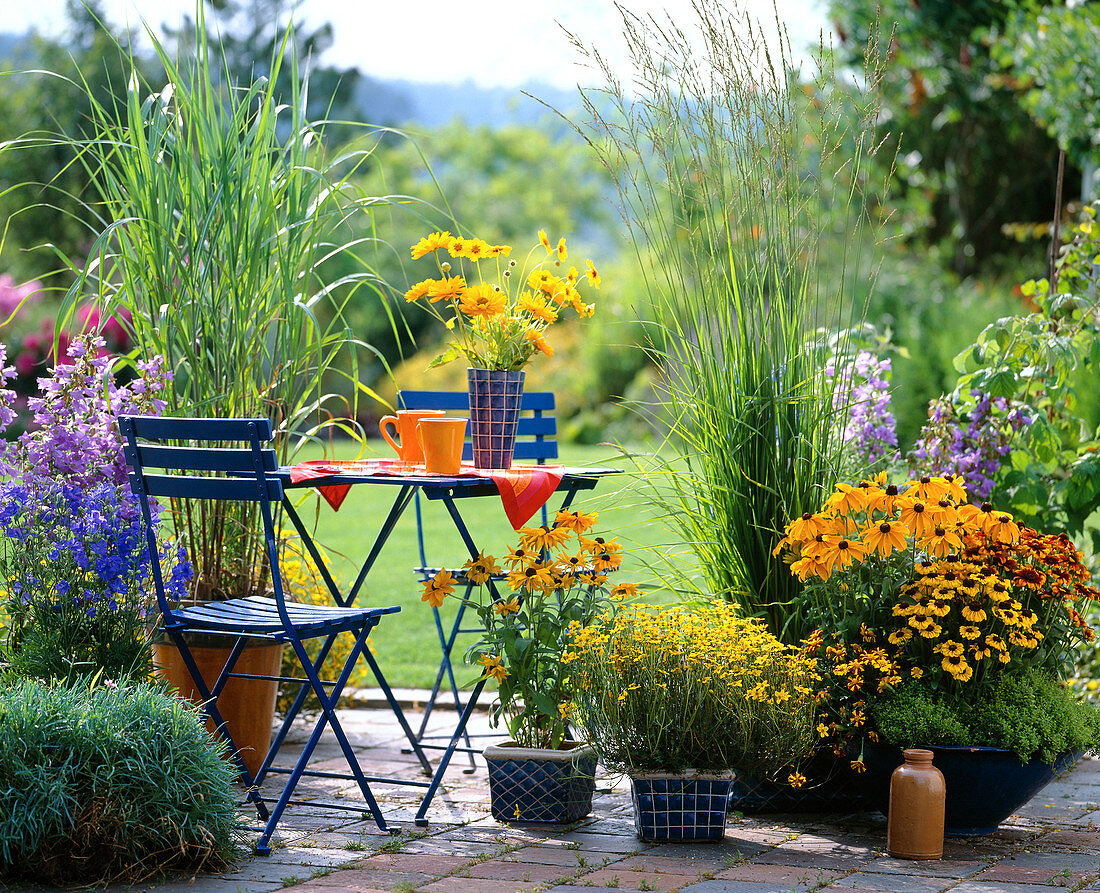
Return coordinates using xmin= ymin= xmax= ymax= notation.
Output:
xmin=120 ymin=416 xmax=428 ymax=854
xmin=397 ymin=390 xmax=557 ymax=764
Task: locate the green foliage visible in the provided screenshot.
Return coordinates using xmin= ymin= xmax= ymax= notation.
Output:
xmin=0 ymin=2 xmax=157 ymax=280
xmin=991 ymin=3 xmax=1100 ymax=170
xmin=41 ymin=9 xmax=406 ymax=598
xmin=950 ymin=202 xmax=1100 ymax=544
xmin=872 ymin=668 xmax=1100 ymax=764
xmin=829 ymin=0 xmax=1067 ymax=275
xmin=569 ymin=2 xmax=886 ymax=643
xmin=0 ymin=679 xmax=241 ymax=884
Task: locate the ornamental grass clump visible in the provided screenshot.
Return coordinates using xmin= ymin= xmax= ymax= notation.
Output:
xmin=566 ymin=602 xmax=819 ymax=780
xmin=419 ymin=511 xmax=634 ymax=749
xmin=0 ymin=680 xmax=242 ymax=884
xmin=568 ymin=1 xmax=890 ymax=643
xmin=403 ymin=230 xmax=601 ymax=370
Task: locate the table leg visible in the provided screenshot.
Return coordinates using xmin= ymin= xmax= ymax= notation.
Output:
xmin=415 ymin=676 xmax=487 ymax=827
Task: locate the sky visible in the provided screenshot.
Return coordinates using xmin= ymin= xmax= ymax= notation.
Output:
xmin=4 ymin=0 xmax=830 ymax=90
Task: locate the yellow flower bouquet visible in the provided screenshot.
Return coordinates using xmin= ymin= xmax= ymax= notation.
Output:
xmin=404 ymin=230 xmax=601 ymax=371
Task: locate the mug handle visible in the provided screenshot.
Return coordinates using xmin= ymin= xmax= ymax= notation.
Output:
xmin=379 ymin=415 xmax=401 ymax=456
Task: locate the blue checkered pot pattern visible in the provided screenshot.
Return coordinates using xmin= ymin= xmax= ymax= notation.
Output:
xmin=483 ymin=741 xmax=597 ymax=823
xmin=630 ymin=771 xmax=735 ymax=842
xmin=467 ymin=368 xmax=525 ymax=469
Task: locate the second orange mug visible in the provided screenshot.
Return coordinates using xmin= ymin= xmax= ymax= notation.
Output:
xmin=379 ymin=409 xmax=445 ymax=463
xmin=416 ymin=417 xmax=468 ymax=475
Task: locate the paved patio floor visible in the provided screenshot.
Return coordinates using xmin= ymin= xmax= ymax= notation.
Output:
xmin=6 ymin=695 xmax=1100 ymax=893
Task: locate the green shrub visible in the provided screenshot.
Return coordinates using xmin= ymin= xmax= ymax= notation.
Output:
xmin=872 ymin=668 xmax=1100 ymax=764
xmin=0 ymin=680 xmax=242 ymax=884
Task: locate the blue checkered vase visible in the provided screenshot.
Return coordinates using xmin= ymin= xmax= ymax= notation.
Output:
xmin=630 ymin=771 xmax=735 ymax=842
xmin=483 ymin=742 xmax=597 ymax=823
xmin=467 ymin=368 xmax=525 ymax=469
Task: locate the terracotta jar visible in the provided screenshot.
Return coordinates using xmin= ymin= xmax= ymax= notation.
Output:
xmin=887 ymin=748 xmax=945 ymax=860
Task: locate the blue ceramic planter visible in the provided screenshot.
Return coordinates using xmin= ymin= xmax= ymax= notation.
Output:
xmin=483 ymin=741 xmax=596 ymax=824
xmin=467 ymin=368 xmax=524 ymax=469
xmin=862 ymin=744 xmax=1081 ymax=836
xmin=630 ymin=772 xmax=735 ymax=842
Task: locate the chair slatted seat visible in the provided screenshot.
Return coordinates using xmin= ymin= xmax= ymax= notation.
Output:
xmin=121 ymin=415 xmax=427 ymax=854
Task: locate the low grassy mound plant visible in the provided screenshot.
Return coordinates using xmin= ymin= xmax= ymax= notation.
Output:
xmin=0 ymin=679 xmax=242 ymax=884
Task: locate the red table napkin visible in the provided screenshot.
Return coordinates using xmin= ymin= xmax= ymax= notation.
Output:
xmin=288 ymin=459 xmax=565 ymax=529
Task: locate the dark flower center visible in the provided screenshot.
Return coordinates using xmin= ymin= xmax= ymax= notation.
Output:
xmin=879 ymin=523 xmax=892 ymax=533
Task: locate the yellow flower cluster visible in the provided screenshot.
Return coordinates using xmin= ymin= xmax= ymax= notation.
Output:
xmin=775 ymin=474 xmax=1021 ymax=581
xmin=403 ymin=230 xmax=601 ymax=371
xmin=890 ymin=556 xmax=1043 ymax=683
xmin=566 ymin=602 xmax=819 ymax=777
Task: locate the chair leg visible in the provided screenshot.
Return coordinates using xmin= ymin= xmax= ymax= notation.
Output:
xmin=256 ymin=624 xmax=388 ymax=855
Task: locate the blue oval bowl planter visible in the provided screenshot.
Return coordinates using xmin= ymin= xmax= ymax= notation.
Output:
xmin=630 ymin=772 xmax=735 ymax=842
xmin=862 ymin=744 xmax=1081 ymax=836
xmin=483 ymin=741 xmax=597 ymax=824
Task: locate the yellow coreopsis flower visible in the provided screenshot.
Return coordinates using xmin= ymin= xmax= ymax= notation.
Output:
xmin=585 ymin=259 xmax=601 ymax=289
xmin=524 ymin=328 xmax=554 ymax=357
xmin=519 ymin=291 xmax=558 ymax=323
xmin=458 ymin=284 xmax=507 ymax=318
xmin=556 ymin=237 xmax=568 ymax=261
xmin=538 ymin=229 xmax=551 ymax=252
xmin=404 ymin=278 xmax=433 ymax=303
xmin=410 ymin=230 xmax=454 ymax=259
xmin=426 ymin=275 xmax=466 ymax=303
xmin=478 ymin=654 xmax=509 ymax=682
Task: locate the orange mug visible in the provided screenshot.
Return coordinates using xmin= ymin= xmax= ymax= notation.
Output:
xmin=379 ymin=410 xmax=445 ymax=463
xmin=416 ymin=417 xmax=468 ymax=475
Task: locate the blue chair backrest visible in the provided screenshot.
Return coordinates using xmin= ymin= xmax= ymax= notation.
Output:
xmin=119 ymin=415 xmax=284 ymax=622
xmin=398 ymin=390 xmax=557 ymax=464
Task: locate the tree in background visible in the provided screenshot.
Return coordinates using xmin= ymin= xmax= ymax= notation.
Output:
xmin=991 ymin=2 xmax=1100 ymax=201
xmin=0 ymin=1 xmax=152 ymax=280
xmin=829 ymin=0 xmax=1071 ymax=276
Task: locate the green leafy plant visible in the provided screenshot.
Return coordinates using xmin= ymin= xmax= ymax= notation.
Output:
xmin=872 ymin=668 xmax=1100 ymax=764
xmin=568 ymin=1 xmax=888 ymax=643
xmin=0 ymin=679 xmax=242 ymax=884
xmin=420 ymin=514 xmax=630 ymax=749
xmin=950 ymin=201 xmax=1100 ymax=547
xmin=39 ymin=6 xmax=403 ymax=601
xmin=566 ymin=601 xmax=819 ymax=778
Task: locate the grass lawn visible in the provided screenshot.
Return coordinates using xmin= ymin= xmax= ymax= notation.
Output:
xmin=286 ymin=439 xmax=695 ymax=689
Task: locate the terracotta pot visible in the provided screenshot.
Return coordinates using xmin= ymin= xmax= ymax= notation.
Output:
xmin=152 ymin=640 xmax=283 ymax=779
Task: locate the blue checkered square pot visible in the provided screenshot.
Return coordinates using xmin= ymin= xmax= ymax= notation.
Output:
xmin=630 ymin=771 xmax=735 ymax=842
xmin=467 ymin=368 xmax=525 ymax=469
xmin=483 ymin=741 xmax=597 ymax=823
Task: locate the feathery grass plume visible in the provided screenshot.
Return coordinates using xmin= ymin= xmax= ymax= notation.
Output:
xmin=565 ymin=1 xmax=892 ymax=642
xmin=23 ymin=5 xmax=421 ymax=599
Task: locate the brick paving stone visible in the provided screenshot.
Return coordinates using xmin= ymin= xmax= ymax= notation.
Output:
xmin=281 ymin=867 xmax=436 ymax=889
xmin=420 ymin=878 xmax=544 ymax=893
xmin=615 ymin=849 xmax=761 ymax=874
xmin=822 ymin=871 xmax=954 ymax=892
xmin=714 ymin=862 xmax=843 ymax=889
xmin=459 ymin=859 xmax=574 ymax=883
xmin=1037 ymin=828 xmax=1100 ymax=846
xmin=949 ymin=883 xmax=1082 ymax=893
xmin=679 ymin=880 xmax=823 ymax=893
xmin=356 ymin=852 xmax=469 ymax=873
xmin=573 ymin=866 xmax=703 ymax=891
xmin=501 ymin=844 xmax=618 ymax=867
xmin=972 ymin=850 xmax=1100 ymax=886
xmin=859 ymin=855 xmax=987 ymax=878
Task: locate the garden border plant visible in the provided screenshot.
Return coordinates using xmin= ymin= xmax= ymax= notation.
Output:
xmin=566 ymin=0 xmax=892 ymax=643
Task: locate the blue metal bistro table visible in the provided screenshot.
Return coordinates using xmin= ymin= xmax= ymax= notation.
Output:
xmin=277 ymin=464 xmax=621 ymax=826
